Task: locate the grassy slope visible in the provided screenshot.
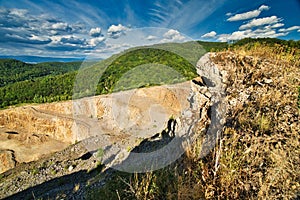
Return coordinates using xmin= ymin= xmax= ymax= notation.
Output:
xmin=86 ymin=39 xmax=300 ymax=199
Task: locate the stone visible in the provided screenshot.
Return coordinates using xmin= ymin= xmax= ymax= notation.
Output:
xmin=68 ymin=165 xmax=74 ymax=172
xmin=0 ymin=150 xmax=16 ymax=174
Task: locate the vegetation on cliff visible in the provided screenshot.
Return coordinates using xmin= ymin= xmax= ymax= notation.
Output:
xmin=87 ymin=39 xmax=300 ymax=199
xmin=0 ymin=38 xmax=299 ymax=199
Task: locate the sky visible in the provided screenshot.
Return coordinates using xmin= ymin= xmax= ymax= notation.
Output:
xmin=0 ymin=0 xmax=299 ymax=62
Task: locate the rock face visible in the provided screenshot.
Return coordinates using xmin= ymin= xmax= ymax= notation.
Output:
xmin=0 ymin=53 xmax=225 ymax=174
xmin=0 ymin=150 xmax=16 ymax=174
xmin=90 ymin=78 xmax=212 ymax=172
xmin=196 ymin=53 xmax=227 ymax=157
xmin=0 ymin=80 xmax=202 ymax=173
xmin=0 ymin=83 xmax=190 ymax=144
xmin=0 ymin=76 xmax=214 ymax=198
xmin=0 ymin=53 xmax=228 ymax=199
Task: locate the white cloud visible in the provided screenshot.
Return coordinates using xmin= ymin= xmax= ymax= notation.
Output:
xmin=107 ymin=24 xmax=128 ymax=39
xmin=50 ymin=35 xmax=86 ymax=45
xmin=227 ymin=5 xmax=269 ymax=22
xmin=258 ymin=5 xmax=270 ymax=11
xmin=89 ymin=37 xmax=105 ymax=46
xmin=279 ymin=26 xmax=300 ymax=32
xmin=50 ymin=30 xmax=58 ymax=35
xmin=51 ymin=22 xmax=71 ymax=31
xmin=9 ymin=8 xmax=28 ymax=17
xmin=228 ymin=10 xmax=260 ymax=22
xmin=5 ymin=33 xmax=25 ymax=40
xmin=201 ymin=31 xmax=217 ymax=38
xmin=29 ymin=34 xmax=51 ymax=43
xmin=146 ymin=35 xmax=158 ymax=41
xmin=50 ymin=35 xmax=63 ymax=44
xmin=161 ymin=29 xmax=185 ymax=42
xmin=89 ymin=27 xmax=102 ymax=37
xmin=239 ymin=16 xmax=280 ymax=30
xmin=269 ymin=23 xmax=285 ymax=28
xmin=220 ymin=30 xmax=252 ymax=41
xmin=218 ymin=28 xmax=288 ymax=42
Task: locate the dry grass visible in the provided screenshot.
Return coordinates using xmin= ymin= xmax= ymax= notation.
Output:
xmin=122 ymin=43 xmax=300 ymax=200
xmin=207 ymin=43 xmax=300 ymax=199
xmin=87 ymin=42 xmax=299 ymax=200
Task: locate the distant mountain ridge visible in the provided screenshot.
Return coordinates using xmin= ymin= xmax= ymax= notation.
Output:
xmin=0 ymin=55 xmax=85 ymax=63
xmin=0 ymin=58 xmax=82 ymax=88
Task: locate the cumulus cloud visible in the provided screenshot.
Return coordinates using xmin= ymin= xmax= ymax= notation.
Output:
xmin=218 ymin=28 xmax=288 ymax=42
xmin=49 ymin=35 xmax=87 ymax=47
xmin=71 ymin=22 xmax=86 ymax=34
xmin=161 ymin=29 xmax=185 ymax=42
xmin=227 ymin=5 xmax=270 ymax=22
xmin=239 ymin=16 xmax=281 ymax=30
xmin=51 ymin=22 xmax=72 ymax=32
xmin=89 ymin=37 xmax=105 ymax=46
xmin=258 ymin=5 xmax=270 ymax=11
xmin=0 ymin=8 xmax=29 ymax=28
xmin=219 ymin=5 xmax=298 ymax=43
xmin=107 ymin=24 xmax=128 ymax=39
xmin=89 ymin=27 xmax=102 ymax=37
xmin=0 ymin=7 xmax=109 ymax=57
xmin=201 ymin=31 xmax=217 ymax=38
xmin=278 ymin=26 xmax=300 ymax=32
xmin=146 ymin=35 xmax=158 ymax=41
xmin=0 ymin=8 xmax=87 ymax=39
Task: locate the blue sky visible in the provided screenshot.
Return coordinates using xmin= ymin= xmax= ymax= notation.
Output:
xmin=0 ymin=0 xmax=299 ymax=61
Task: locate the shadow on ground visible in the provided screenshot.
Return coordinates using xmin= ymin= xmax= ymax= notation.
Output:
xmin=3 ymin=119 xmax=181 ymax=199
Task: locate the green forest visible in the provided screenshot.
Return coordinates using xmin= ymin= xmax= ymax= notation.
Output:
xmin=0 ymin=59 xmax=81 ymax=87
xmin=0 ymin=43 xmax=203 ymax=108
xmin=0 ymin=38 xmax=299 ymax=109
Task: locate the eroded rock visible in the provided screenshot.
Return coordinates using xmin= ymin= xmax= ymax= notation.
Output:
xmin=0 ymin=149 xmax=16 ymax=174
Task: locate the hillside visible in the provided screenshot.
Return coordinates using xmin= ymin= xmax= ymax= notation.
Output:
xmin=0 ymin=42 xmax=208 ymax=108
xmin=0 ymin=39 xmax=299 ymax=199
xmin=0 ymin=40 xmax=253 ymax=109
xmin=85 ymin=39 xmax=300 ymax=200
xmin=0 ymin=59 xmax=81 ymax=87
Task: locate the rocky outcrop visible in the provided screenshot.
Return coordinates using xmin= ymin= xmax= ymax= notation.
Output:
xmin=0 ymin=83 xmax=190 ymax=144
xmin=0 ymin=149 xmax=16 ymax=174
xmin=196 ymin=53 xmax=227 ymax=157
xmin=0 ymin=53 xmax=228 ymax=199
xmin=0 ymin=76 xmax=214 ymax=198
xmin=0 ymin=80 xmax=197 ymax=173
xmin=0 ymin=52 xmax=227 ymax=175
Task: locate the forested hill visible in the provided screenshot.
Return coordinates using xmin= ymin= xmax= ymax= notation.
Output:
xmin=231 ymin=37 xmax=300 ymax=48
xmin=0 ymin=38 xmax=299 ymax=109
xmin=0 ymin=59 xmax=81 ymax=87
xmin=0 ymin=43 xmax=202 ymax=108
